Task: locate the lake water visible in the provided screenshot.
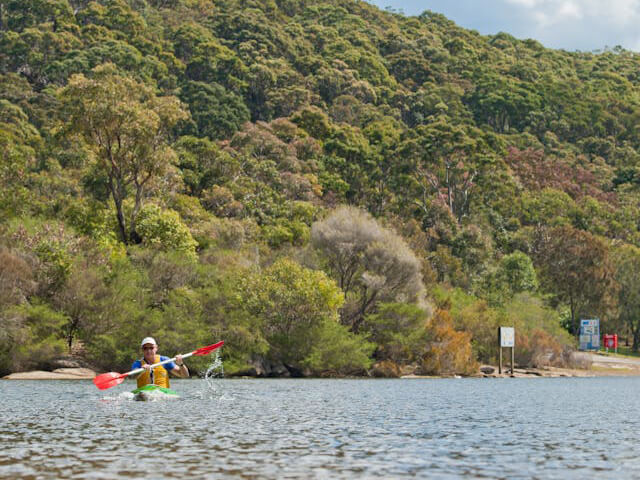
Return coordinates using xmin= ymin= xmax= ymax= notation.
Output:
xmin=2 ymin=377 xmax=640 ymax=479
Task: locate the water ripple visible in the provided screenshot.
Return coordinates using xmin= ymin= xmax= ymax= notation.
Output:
xmin=3 ymin=377 xmax=640 ymax=478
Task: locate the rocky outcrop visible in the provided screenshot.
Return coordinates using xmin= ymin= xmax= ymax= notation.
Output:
xmin=230 ymin=356 xmax=312 ymax=377
xmin=2 ymin=368 xmax=96 ymax=380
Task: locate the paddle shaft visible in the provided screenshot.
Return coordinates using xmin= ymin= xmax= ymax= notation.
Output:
xmin=127 ymin=351 xmax=195 ymax=377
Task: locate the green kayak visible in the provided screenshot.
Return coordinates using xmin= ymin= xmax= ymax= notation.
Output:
xmin=131 ymin=384 xmax=180 ymax=401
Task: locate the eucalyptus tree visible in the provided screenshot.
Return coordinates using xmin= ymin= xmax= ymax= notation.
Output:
xmin=612 ymin=244 xmax=640 ymax=351
xmin=58 ymin=63 xmax=188 ymax=244
xmin=533 ymin=225 xmax=617 ymax=335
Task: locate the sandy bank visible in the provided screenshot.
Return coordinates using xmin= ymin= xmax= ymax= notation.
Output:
xmin=2 ymin=368 xmax=96 ymax=380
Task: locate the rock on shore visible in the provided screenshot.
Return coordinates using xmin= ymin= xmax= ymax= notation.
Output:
xmin=2 ymin=368 xmax=96 ymax=380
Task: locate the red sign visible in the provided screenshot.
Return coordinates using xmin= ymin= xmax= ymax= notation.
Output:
xmin=603 ymin=334 xmax=618 ymax=349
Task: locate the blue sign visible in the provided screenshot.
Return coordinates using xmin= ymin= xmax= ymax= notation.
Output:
xmin=579 ymin=318 xmax=600 ymax=351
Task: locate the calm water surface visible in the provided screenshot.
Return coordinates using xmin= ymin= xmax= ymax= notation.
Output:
xmin=2 ymin=377 xmax=640 ymax=479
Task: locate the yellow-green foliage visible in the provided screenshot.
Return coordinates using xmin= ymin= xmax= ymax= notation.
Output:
xmin=241 ymin=258 xmax=343 ymax=364
xmin=238 ymin=258 xmax=373 ymax=373
xmin=303 ymin=320 xmax=374 ymax=374
xmin=505 ymin=293 xmax=574 ymax=367
xmin=135 ymin=204 xmax=198 ymax=261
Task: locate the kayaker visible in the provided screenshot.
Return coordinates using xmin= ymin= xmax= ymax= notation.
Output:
xmin=132 ymin=337 xmax=189 ymax=388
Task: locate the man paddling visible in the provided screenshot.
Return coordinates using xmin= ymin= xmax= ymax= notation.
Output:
xmin=132 ymin=337 xmax=189 ymax=389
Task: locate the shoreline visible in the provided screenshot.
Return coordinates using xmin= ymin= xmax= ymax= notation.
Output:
xmin=4 ymin=364 xmax=640 ymax=380
xmin=4 ymin=352 xmax=640 ymax=380
xmin=2 ymin=368 xmax=97 ymax=380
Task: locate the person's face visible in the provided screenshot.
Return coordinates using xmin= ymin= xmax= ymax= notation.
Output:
xmin=142 ymin=343 xmax=157 ymax=362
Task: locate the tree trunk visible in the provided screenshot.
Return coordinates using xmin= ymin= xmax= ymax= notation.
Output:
xmin=109 ymin=177 xmax=128 ymax=244
xmin=569 ymin=295 xmax=577 ymax=336
xmin=632 ymin=324 xmax=640 ymax=352
xmin=129 ymin=182 xmax=144 ymax=244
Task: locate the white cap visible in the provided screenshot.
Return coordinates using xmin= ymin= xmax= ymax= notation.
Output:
xmin=141 ymin=337 xmax=157 ymax=347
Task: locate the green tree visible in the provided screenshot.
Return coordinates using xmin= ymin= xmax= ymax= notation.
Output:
xmin=0 ymin=302 xmax=67 ymax=374
xmin=179 ymin=81 xmax=249 ymax=140
xmin=484 ymin=251 xmax=538 ymax=304
xmin=534 ymin=226 xmax=616 ymax=335
xmin=612 ymin=244 xmax=640 ymax=351
xmin=135 ymin=205 xmax=198 ymax=261
xmin=53 ymin=263 xmax=109 ymax=351
xmin=58 ymin=63 xmax=188 ymax=244
xmin=363 ymin=302 xmax=430 ymax=364
xmin=241 ymin=258 xmax=345 ymax=369
xmin=303 ymin=319 xmax=374 ymax=374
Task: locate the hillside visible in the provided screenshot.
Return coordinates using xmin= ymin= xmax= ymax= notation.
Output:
xmin=1 ymin=0 xmax=639 ymax=376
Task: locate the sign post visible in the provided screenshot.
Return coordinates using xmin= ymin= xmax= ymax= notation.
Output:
xmin=498 ymin=327 xmax=515 ymax=374
xmin=579 ymin=319 xmax=600 ymax=351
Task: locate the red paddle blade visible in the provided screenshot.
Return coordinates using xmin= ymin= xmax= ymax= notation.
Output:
xmin=93 ymin=372 xmax=126 ymax=390
xmin=193 ymin=341 xmax=224 ymax=356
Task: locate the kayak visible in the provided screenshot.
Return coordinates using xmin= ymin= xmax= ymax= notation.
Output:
xmin=131 ymin=384 xmax=180 ymax=401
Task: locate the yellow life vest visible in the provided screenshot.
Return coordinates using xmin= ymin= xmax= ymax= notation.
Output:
xmin=137 ymin=354 xmax=170 ymax=388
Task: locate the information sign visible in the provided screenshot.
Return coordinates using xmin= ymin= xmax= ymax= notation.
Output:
xmin=579 ymin=319 xmax=600 ymax=351
xmin=499 ymin=327 xmax=515 ymax=347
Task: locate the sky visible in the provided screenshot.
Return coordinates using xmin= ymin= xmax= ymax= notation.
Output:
xmin=367 ymin=0 xmax=640 ymax=52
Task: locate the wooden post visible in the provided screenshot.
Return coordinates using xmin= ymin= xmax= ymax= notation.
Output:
xmin=499 ymin=345 xmax=503 ymax=374
xmin=511 ymin=345 xmax=514 ymax=374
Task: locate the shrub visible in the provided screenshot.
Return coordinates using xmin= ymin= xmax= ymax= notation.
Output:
xmin=312 ymin=206 xmax=424 ymax=331
xmin=135 ymin=204 xmax=198 ymax=261
xmin=241 ymin=258 xmax=346 ymax=369
xmin=0 ymin=303 xmax=67 ymax=374
xmin=363 ymin=302 xmax=431 ymax=364
xmin=514 ymin=328 xmax=564 ymax=368
xmin=421 ymin=310 xmax=477 ymax=375
xmin=303 ymin=320 xmax=374 ymax=375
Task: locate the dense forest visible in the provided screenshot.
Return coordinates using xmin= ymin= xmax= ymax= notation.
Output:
xmin=2 ymin=0 xmax=640 ymax=377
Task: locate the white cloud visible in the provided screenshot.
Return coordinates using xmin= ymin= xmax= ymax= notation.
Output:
xmin=497 ymin=0 xmax=640 ymax=48
xmin=367 ymin=0 xmax=640 ymax=51
xmin=506 ymin=0 xmax=640 ymax=26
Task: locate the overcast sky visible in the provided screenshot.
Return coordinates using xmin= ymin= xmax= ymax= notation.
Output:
xmin=367 ymin=0 xmax=640 ymax=52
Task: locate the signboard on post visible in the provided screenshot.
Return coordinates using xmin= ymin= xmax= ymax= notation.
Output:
xmin=579 ymin=319 xmax=600 ymax=351
xmin=500 ymin=327 xmax=515 ymax=347
xmin=498 ymin=327 xmax=515 ymax=374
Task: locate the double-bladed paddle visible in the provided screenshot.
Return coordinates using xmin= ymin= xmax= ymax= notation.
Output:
xmin=92 ymin=341 xmax=224 ymax=390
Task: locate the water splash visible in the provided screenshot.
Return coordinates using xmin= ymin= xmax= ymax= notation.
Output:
xmin=100 ymin=391 xmax=134 ymax=403
xmin=202 ymin=351 xmax=225 ymax=398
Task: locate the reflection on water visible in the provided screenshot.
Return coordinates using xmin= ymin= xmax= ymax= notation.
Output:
xmin=2 ymin=377 xmax=640 ymax=478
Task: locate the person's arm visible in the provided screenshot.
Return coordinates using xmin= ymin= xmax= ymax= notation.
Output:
xmin=171 ymin=354 xmax=189 ymax=378
xmin=131 ymin=359 xmax=148 ymax=379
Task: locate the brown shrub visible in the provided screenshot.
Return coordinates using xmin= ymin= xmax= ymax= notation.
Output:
xmin=420 ymin=310 xmax=477 ymax=376
xmin=515 ymin=329 xmax=564 ymax=368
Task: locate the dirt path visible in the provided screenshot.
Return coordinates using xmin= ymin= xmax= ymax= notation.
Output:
xmin=573 ymin=352 xmax=640 ymax=375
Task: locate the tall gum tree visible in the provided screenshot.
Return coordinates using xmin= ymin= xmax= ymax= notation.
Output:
xmin=534 ymin=225 xmax=617 ymax=335
xmin=58 ymin=63 xmax=188 ymax=244
xmin=612 ymin=244 xmax=640 ymax=351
